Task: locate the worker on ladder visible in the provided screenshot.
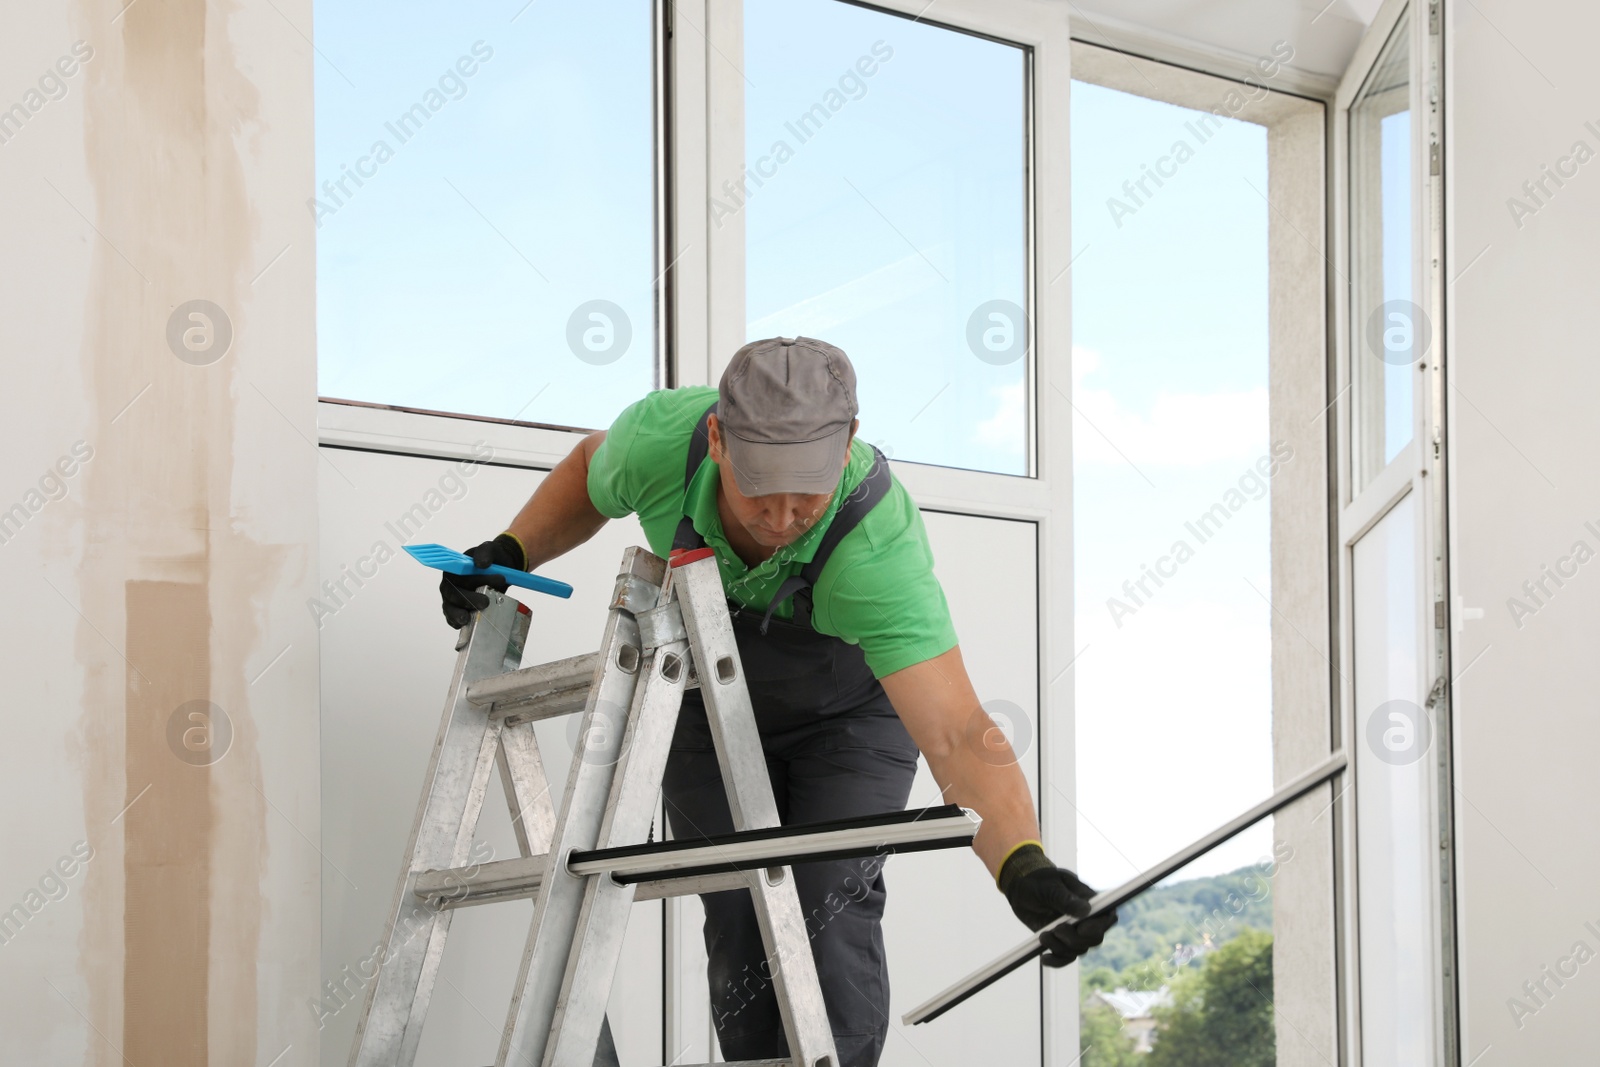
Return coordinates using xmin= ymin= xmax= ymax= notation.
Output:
xmin=438 ymin=336 xmax=1115 ymax=1067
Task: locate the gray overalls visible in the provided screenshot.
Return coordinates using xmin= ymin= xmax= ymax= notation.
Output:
xmin=661 ymin=403 xmax=921 ymax=1067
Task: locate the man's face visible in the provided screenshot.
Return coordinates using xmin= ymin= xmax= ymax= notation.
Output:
xmin=708 ymin=415 xmax=855 ymax=550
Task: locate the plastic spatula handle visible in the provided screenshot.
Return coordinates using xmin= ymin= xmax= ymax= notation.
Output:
xmin=402 ymin=543 xmax=574 ymax=599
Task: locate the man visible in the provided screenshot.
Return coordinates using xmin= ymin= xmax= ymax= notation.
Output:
xmin=439 ymin=337 xmax=1114 ymax=1066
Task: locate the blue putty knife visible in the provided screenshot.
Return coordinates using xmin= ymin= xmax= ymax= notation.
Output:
xmin=403 ymin=543 xmax=574 ymax=599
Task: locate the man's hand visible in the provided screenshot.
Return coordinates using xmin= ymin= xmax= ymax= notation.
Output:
xmin=999 ymin=843 xmax=1117 ymax=967
xmin=439 ymin=533 xmax=525 ymax=629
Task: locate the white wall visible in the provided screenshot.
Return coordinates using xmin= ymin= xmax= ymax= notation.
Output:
xmin=0 ymin=1 xmax=320 ymax=1063
xmin=1446 ymin=0 xmax=1600 ymax=1058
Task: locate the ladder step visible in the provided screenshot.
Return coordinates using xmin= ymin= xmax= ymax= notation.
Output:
xmin=466 ymin=648 xmax=699 ymax=724
xmin=413 ymin=854 xmax=546 ymax=908
xmin=466 ymin=651 xmax=599 ymax=722
xmin=570 ymin=805 xmax=979 ymax=884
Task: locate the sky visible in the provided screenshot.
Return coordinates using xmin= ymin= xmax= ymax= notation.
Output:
xmin=313 ymin=0 xmax=1291 ymax=890
xmin=743 ymin=0 xmax=1028 ymax=475
xmin=1068 ymin=81 xmax=1277 ymax=886
xmin=313 ymin=0 xmax=654 ymax=431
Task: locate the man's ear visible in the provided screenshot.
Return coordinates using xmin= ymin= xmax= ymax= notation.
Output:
xmin=843 ymin=419 xmax=859 ymax=469
xmin=707 ymin=413 xmax=724 ymax=463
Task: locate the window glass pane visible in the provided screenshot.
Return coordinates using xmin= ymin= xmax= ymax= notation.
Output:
xmin=314 ymin=0 xmax=654 ymax=430
xmin=1352 ymin=492 xmax=1436 ymax=1066
xmin=743 ymin=0 xmax=1028 ymax=475
xmin=1350 ymin=17 xmax=1414 ymax=489
xmin=1071 ymin=75 xmax=1281 ymax=1061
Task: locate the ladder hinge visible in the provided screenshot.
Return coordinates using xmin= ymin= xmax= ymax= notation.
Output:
xmin=1430 ymin=141 xmax=1441 ymax=176
xmin=1434 ymin=599 xmax=1446 ymax=629
xmin=612 ymin=572 xmax=660 ymax=615
xmin=636 ymin=601 xmax=687 ymax=650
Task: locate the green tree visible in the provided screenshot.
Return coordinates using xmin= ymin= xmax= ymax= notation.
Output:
xmin=1147 ymin=928 xmax=1275 ymax=1067
xmin=1079 ymin=1002 xmax=1141 ymax=1067
xmin=1082 ymin=966 xmax=1120 ymax=994
xmin=1079 ymin=866 xmax=1276 ymax=975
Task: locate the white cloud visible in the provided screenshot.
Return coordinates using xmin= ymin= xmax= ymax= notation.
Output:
xmin=1070 ymin=345 xmax=1267 ymax=468
xmin=1070 ymin=598 xmax=1275 ymax=884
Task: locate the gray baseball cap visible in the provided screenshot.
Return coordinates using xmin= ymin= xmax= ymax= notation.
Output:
xmin=716 ymin=336 xmax=859 ymax=496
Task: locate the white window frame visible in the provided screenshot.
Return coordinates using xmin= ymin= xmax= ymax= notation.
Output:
xmin=308 ymin=2 xmax=1386 ymax=1061
xmin=1331 ymin=0 xmax=1458 ymax=1063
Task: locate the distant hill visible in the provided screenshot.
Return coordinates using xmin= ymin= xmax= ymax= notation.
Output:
xmin=1079 ymin=865 xmax=1275 ymax=982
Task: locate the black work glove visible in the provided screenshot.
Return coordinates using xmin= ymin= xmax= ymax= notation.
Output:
xmin=439 ymin=533 xmax=525 ymax=629
xmin=999 ymin=843 xmax=1117 ymax=968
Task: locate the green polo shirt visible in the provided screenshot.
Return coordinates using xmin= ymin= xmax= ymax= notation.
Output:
xmin=586 ymin=386 xmax=958 ymax=678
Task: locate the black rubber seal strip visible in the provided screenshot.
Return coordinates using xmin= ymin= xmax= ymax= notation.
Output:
xmin=570 ymin=804 xmax=973 ymax=884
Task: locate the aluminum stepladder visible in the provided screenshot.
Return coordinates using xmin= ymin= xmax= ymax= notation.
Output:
xmin=349 ymin=546 xmax=980 ymax=1067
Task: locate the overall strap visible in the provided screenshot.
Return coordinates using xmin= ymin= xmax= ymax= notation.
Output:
xmin=670 ymin=401 xmax=719 ymax=553
xmin=759 ymin=445 xmax=892 ymax=634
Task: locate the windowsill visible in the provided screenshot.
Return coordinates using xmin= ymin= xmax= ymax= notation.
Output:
xmin=316 ymin=397 xmax=591 ymax=470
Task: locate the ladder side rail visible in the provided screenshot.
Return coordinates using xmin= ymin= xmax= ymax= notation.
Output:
xmin=544 ymin=595 xmax=693 ymax=1066
xmin=348 ymin=594 xmax=530 ymax=1067
xmin=499 ymin=548 xmax=665 ymax=1067
xmin=673 ymin=555 xmax=840 ymax=1067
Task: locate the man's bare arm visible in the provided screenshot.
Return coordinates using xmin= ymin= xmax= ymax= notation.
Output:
xmin=879 ymin=645 xmax=1041 ymax=880
xmin=504 ymin=431 xmax=610 ymax=569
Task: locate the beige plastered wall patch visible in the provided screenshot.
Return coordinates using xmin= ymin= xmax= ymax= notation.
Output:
xmin=69 ymin=0 xmax=305 ymax=1062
